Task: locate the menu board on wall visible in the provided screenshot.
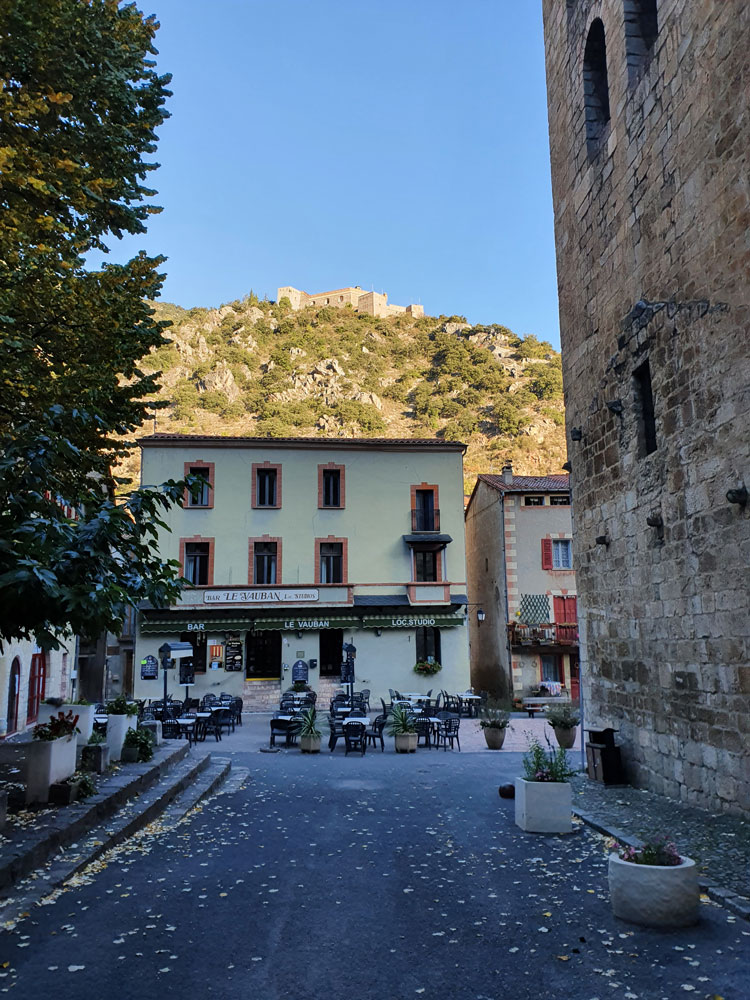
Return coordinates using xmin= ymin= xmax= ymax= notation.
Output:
xmin=225 ymin=636 xmax=243 ymax=672
xmin=179 ymin=659 xmax=195 ymax=685
xmin=140 ymin=655 xmax=158 ymax=681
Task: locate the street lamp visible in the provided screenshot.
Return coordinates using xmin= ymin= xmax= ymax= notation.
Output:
xmin=477 ymin=609 xmax=486 ymax=624
xmin=158 ymin=641 xmax=193 ymax=708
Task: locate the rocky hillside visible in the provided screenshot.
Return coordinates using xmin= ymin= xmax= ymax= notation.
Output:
xmin=130 ymin=293 xmax=567 ymax=492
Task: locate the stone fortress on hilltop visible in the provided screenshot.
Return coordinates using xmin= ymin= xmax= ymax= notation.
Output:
xmin=277 ymin=285 xmax=425 ymax=320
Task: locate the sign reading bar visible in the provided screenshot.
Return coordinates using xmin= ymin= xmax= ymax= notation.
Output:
xmin=204 ymin=589 xmax=319 ymax=605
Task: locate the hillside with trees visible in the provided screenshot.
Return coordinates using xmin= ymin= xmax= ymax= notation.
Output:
xmin=134 ymin=294 xmax=567 ymax=492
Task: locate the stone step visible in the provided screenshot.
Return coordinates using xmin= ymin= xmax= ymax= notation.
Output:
xmin=157 ymin=755 xmax=234 ymax=827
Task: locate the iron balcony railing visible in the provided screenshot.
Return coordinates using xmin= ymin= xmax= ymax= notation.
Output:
xmin=507 ymin=622 xmax=579 ymax=646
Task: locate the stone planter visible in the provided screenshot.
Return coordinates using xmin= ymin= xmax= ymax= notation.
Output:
xmin=81 ymin=744 xmax=110 ymax=774
xmin=483 ymin=727 xmax=506 ymax=750
xmin=608 ymin=854 xmax=699 ymax=927
xmin=300 ymin=735 xmax=321 ymax=754
xmin=394 ymin=733 xmax=418 ymax=754
xmin=551 ymin=726 xmax=576 ymax=749
xmin=514 ymin=777 xmax=573 ymax=834
xmin=26 ymin=736 xmax=77 ymax=804
xmin=120 ymin=746 xmax=139 ymax=763
xmin=49 ymin=778 xmax=81 ymax=806
xmin=106 ymin=714 xmax=137 ymax=762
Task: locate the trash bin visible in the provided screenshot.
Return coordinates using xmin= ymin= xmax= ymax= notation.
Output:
xmin=586 ymin=727 xmax=625 ymax=784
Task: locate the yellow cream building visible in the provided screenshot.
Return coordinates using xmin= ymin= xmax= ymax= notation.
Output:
xmin=135 ymin=435 xmax=470 ymax=709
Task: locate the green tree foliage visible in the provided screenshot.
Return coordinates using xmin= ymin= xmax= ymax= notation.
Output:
xmin=0 ymin=0 xmax=191 ymax=647
xmin=515 ymin=334 xmax=555 ymax=359
xmin=526 ymin=360 xmax=564 ymax=400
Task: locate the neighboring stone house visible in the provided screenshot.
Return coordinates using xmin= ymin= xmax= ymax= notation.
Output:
xmin=542 ymin=2 xmax=750 ymax=813
xmin=277 ymin=285 xmax=424 ymax=319
xmin=465 ymin=466 xmax=578 ymax=701
xmin=134 ymin=434 xmax=469 ymax=709
xmin=0 ymin=641 xmax=72 ymax=739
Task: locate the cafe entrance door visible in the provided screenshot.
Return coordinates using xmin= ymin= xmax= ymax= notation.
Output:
xmin=245 ymin=630 xmax=282 ymax=679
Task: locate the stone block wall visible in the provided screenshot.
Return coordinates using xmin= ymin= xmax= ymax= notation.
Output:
xmin=542 ymin=1 xmax=750 ymax=813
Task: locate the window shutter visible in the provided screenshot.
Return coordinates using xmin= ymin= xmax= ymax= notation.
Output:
xmin=541 ymin=538 xmax=553 ymax=569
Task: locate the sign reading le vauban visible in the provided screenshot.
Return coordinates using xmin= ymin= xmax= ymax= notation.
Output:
xmin=204 ymin=589 xmax=319 ymax=604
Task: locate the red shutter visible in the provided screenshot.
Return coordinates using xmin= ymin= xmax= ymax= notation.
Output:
xmin=541 ymin=538 xmax=553 ymax=569
xmin=553 ymin=595 xmax=565 ymax=622
xmin=566 ymin=596 xmax=578 ymax=622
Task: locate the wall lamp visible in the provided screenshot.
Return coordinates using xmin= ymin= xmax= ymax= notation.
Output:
xmin=477 ymin=609 xmax=486 ymax=623
xmin=606 ymin=399 xmax=624 ymax=416
xmin=595 ymin=534 xmax=610 ymax=547
xmin=570 ymin=427 xmax=583 ymax=441
xmin=375 ymin=629 xmax=382 ymax=637
xmin=727 ymin=485 xmax=748 ymax=507
xmin=296 ymin=631 xmax=304 ymax=639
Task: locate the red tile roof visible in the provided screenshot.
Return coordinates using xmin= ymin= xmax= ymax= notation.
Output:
xmin=476 ymin=473 xmax=570 ymax=493
xmin=139 ymin=433 xmax=466 ymax=452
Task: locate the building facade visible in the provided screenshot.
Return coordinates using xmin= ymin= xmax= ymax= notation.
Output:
xmin=0 ymin=641 xmax=72 ymax=739
xmin=465 ymin=467 xmax=577 ymax=701
xmin=134 ymin=435 xmax=470 ymax=709
xmin=277 ymin=285 xmax=425 ymax=319
xmin=542 ymin=2 xmax=750 ymax=812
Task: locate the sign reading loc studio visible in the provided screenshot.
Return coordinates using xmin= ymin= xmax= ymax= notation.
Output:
xmin=204 ymin=589 xmax=319 ymax=604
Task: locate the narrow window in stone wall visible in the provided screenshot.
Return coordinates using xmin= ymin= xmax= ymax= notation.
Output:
xmin=623 ymin=0 xmax=658 ymax=83
xmin=633 ymin=359 xmax=657 ymax=456
xmin=583 ymin=18 xmax=611 ymax=159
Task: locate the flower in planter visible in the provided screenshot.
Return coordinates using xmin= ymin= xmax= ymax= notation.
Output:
xmin=607 ymin=835 xmax=682 ymax=866
xmin=521 ymin=735 xmax=577 ymax=782
xmin=33 ymin=710 xmax=79 ymax=742
xmin=478 ymin=699 xmax=512 ymax=731
xmin=413 ymin=660 xmax=442 ymax=676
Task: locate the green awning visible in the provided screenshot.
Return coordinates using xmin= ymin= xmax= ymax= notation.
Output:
xmin=253 ymin=616 xmax=361 ymax=631
xmin=361 ymin=613 xmax=466 ymax=628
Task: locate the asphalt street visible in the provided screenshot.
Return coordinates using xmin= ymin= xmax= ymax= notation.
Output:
xmin=1 ymin=724 xmax=747 ymax=1000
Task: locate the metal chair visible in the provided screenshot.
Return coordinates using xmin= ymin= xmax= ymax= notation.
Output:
xmin=328 ymin=713 xmax=345 ymax=752
xmin=366 ymin=715 xmax=387 ymax=752
xmin=436 ymin=716 xmax=461 ymax=751
xmin=415 ymin=716 xmax=434 ymax=749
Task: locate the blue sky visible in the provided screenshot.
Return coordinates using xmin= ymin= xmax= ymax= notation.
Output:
xmin=114 ymin=0 xmax=559 ymax=345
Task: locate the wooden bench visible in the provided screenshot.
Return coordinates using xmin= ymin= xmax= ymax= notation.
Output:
xmin=522 ymin=695 xmax=570 ymax=718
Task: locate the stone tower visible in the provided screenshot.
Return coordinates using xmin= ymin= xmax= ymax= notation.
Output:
xmin=542 ymin=1 xmax=750 ymax=814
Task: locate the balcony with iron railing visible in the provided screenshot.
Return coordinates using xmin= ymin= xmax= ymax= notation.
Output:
xmin=507 ymin=622 xmax=579 ymax=647
xmin=411 ymin=508 xmax=441 ymax=532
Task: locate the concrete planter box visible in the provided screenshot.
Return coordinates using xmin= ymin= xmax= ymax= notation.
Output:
xmin=120 ymin=746 xmax=139 ymax=763
xmin=106 ymin=714 xmax=137 ymax=762
xmin=300 ymin=735 xmax=321 ymax=754
xmin=608 ymin=854 xmax=699 ymax=927
xmin=394 ymin=733 xmax=418 ymax=754
xmin=514 ymin=777 xmax=573 ymax=834
xmin=38 ymin=704 xmax=95 ymax=747
xmin=483 ymin=727 xmax=506 ymax=750
xmin=81 ymin=744 xmax=110 ymax=774
xmin=25 ymin=736 xmax=77 ymax=804
xmin=49 ymin=778 xmax=81 ymax=806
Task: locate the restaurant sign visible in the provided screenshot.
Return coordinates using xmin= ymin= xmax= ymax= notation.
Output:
xmin=254 ymin=616 xmax=359 ymax=632
xmin=362 ymin=614 xmax=466 ymax=629
xmin=204 ymin=589 xmax=319 ymax=604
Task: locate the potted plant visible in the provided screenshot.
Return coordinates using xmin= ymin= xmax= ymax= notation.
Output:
xmin=104 ymin=694 xmax=138 ymax=762
xmin=607 ymin=835 xmax=699 ymax=927
xmin=544 ymin=701 xmax=580 ymax=749
xmin=81 ymin=730 xmax=110 ymax=774
xmin=41 ymin=697 xmax=95 ymax=747
xmin=296 ymin=707 xmax=325 ymax=753
xmin=49 ymin=774 xmax=83 ymax=806
xmin=479 ymin=700 xmax=512 ymax=749
xmin=514 ymin=735 xmax=577 ymax=833
xmin=387 ymin=704 xmax=418 ymax=753
xmin=413 ymin=660 xmax=442 ymax=677
xmin=29 ymin=710 xmax=80 ymax=804
xmin=121 ymin=727 xmax=155 ymax=763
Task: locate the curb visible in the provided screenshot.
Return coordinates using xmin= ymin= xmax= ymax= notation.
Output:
xmin=573 ymin=806 xmax=750 ymax=922
xmin=0 ymin=741 xmax=191 ymax=895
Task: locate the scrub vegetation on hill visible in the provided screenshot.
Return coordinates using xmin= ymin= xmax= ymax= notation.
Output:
xmin=135 ymin=294 xmax=567 ymax=491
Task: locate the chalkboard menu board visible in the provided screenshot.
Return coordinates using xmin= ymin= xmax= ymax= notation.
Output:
xmin=179 ymin=659 xmax=195 ymax=685
xmin=225 ymin=636 xmax=243 ymax=672
xmin=341 ymin=657 xmax=355 ymax=683
xmin=141 ymin=655 xmax=158 ymax=681
xmin=292 ymin=659 xmax=308 ymax=683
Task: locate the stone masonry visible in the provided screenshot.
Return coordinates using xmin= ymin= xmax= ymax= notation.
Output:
xmin=542 ymin=2 xmax=750 ymax=814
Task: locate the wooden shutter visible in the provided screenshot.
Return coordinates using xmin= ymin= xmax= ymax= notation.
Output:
xmin=541 ymin=538 xmax=553 ymax=569
xmin=553 ymin=595 xmax=565 ymax=622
